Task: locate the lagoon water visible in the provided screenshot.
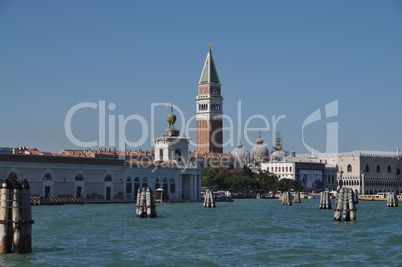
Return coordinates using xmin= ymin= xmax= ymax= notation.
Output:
xmin=2 ymin=199 xmax=402 ymax=266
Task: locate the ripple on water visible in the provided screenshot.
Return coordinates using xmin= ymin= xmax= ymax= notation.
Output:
xmin=10 ymin=200 xmax=399 ymax=266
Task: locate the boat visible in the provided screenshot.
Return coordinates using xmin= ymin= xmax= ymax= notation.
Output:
xmin=212 ymin=191 xmax=234 ymax=202
xmin=358 ymin=193 xmax=402 ymax=201
xmin=216 ymin=196 xmax=234 ymax=202
xmin=300 ymin=192 xmax=320 ymax=199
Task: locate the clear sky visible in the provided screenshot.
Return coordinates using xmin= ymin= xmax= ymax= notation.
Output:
xmin=1 ymin=0 xmax=401 ymax=154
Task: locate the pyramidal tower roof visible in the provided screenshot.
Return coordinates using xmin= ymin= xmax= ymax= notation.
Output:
xmin=199 ymin=44 xmax=220 ymax=84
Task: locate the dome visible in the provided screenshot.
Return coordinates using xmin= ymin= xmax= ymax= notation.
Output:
xmin=271 ymin=150 xmax=286 ymax=161
xmin=231 ymin=140 xmax=250 ymax=162
xmin=250 ymin=136 xmax=269 ymax=163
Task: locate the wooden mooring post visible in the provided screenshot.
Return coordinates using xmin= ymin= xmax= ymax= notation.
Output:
xmin=387 ymin=192 xmax=398 ymax=207
xmin=0 ymin=179 xmax=33 ymax=254
xmin=334 ymin=188 xmax=356 ymax=221
xmin=282 ymin=191 xmax=292 ymax=205
xmin=293 ymin=192 xmax=301 ymax=203
xmin=0 ymin=179 xmax=13 ymax=254
xmin=319 ymin=190 xmax=332 ymax=209
xmin=203 ymin=189 xmax=216 ymax=208
xmin=136 ymin=187 xmax=157 ymax=218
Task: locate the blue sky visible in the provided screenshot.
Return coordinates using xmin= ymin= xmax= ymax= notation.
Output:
xmin=1 ymin=0 xmax=401 ymax=154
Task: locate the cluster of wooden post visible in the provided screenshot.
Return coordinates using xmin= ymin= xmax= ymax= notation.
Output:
xmin=203 ymin=189 xmax=216 ymax=208
xmin=387 ymin=192 xmax=398 ymax=207
xmin=136 ymin=187 xmax=157 ymax=218
xmin=319 ymin=191 xmax=332 ymax=209
xmin=0 ymin=179 xmax=33 ymax=254
xmin=334 ymin=188 xmax=357 ymax=221
xmin=282 ymin=191 xmax=292 ymax=205
xmin=293 ymin=192 xmax=301 ymax=203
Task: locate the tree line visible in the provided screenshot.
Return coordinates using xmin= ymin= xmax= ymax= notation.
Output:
xmin=202 ymin=165 xmax=303 ymax=192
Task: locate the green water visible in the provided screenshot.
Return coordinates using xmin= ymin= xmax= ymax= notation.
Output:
xmin=1 ymin=199 xmax=401 ymax=266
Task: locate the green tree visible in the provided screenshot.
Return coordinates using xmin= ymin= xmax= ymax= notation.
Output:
xmin=254 ymin=170 xmax=278 ymax=191
xmin=201 ymin=166 xmax=280 ymax=190
xmin=272 ymin=178 xmax=303 ymax=192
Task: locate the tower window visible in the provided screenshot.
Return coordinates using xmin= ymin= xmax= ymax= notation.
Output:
xmin=347 ymin=164 xmax=352 ymax=172
xmin=211 ymin=104 xmax=221 ymax=111
xmin=365 ymin=164 xmax=370 ymax=172
xmin=198 ymin=104 xmax=209 ymax=111
xmin=175 ymin=149 xmax=181 ymax=163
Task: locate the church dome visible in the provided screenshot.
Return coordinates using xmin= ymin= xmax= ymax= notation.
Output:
xmin=271 ymin=149 xmax=286 ymax=161
xmin=231 ymin=140 xmax=250 ymax=162
xmin=250 ymin=136 xmax=269 ymax=163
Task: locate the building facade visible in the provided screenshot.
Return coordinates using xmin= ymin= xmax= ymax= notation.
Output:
xmin=0 ymin=110 xmax=202 ymax=202
xmin=302 ymin=150 xmax=402 ymax=195
xmin=261 ymin=156 xmax=337 ymax=192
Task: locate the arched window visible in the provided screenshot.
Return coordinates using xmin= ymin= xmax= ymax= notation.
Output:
xmin=347 ymin=164 xmax=352 ymax=172
xmin=126 ymin=177 xmax=132 ymax=194
xmin=104 ymin=175 xmax=112 ymax=181
xmin=169 ymin=178 xmax=175 ymax=194
xmin=75 ymin=174 xmax=83 ymax=181
xmin=388 ymin=166 xmax=391 ymax=173
xmin=155 ymin=178 xmax=160 ymax=190
xmin=163 ymin=178 xmax=168 ymax=193
xmin=43 ymin=173 xmax=52 ymax=180
xmin=134 ymin=177 xmax=140 ymax=197
xmin=397 ymin=168 xmax=401 ymax=175
xmin=142 ymin=177 xmax=148 ymax=188
xmin=376 ymin=165 xmax=381 ymax=173
xmin=365 ymin=165 xmax=370 ymax=172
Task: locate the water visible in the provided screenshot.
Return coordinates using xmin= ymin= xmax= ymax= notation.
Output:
xmin=2 ymin=199 xmax=402 ymax=266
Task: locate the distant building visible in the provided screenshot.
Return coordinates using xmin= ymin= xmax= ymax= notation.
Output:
xmin=261 ymin=150 xmax=337 ymax=192
xmin=0 ymin=111 xmax=202 ymax=202
xmin=196 ymin=45 xmax=223 ymax=154
xmin=298 ymin=150 xmax=402 ymax=195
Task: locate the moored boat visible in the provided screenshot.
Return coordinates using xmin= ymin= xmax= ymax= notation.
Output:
xmin=358 ymin=193 xmax=402 ymax=201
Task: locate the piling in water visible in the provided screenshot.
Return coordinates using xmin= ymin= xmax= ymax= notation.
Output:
xmin=0 ymin=179 xmax=13 ymax=254
xmin=354 ymin=189 xmax=359 ymax=204
xmin=0 ymin=179 xmax=33 ymax=254
xmin=334 ymin=188 xmax=356 ymax=221
xmin=136 ymin=187 xmax=157 ymax=218
xmin=319 ymin=190 xmax=332 ymax=209
xmin=203 ymin=189 xmax=216 ymax=208
xmin=282 ymin=191 xmax=292 ymax=206
xmin=387 ymin=192 xmax=398 ymax=207
xmin=293 ymin=192 xmax=301 ymax=203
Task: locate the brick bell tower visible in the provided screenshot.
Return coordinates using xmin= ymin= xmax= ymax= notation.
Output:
xmin=196 ymin=44 xmax=223 ymax=153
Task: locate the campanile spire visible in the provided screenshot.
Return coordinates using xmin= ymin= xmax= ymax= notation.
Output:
xmin=199 ymin=44 xmax=220 ymax=84
xmin=196 ymin=45 xmax=223 ymax=153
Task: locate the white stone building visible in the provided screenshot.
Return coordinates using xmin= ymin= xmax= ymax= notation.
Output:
xmin=298 ymin=150 xmax=402 ymax=195
xmin=0 ymin=115 xmax=202 ymax=202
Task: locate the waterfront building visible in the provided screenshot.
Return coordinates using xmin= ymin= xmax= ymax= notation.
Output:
xmin=196 ymin=44 xmax=224 ymax=154
xmin=0 ymin=111 xmax=202 ymax=202
xmin=261 ymin=152 xmax=337 ymax=192
xmin=297 ymin=150 xmax=402 ymax=195
xmin=154 ymin=107 xmax=190 ymax=164
xmin=261 ymin=148 xmax=402 ymax=194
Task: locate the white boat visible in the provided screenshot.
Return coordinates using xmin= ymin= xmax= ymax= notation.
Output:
xmin=358 ymin=193 xmax=402 ymax=201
